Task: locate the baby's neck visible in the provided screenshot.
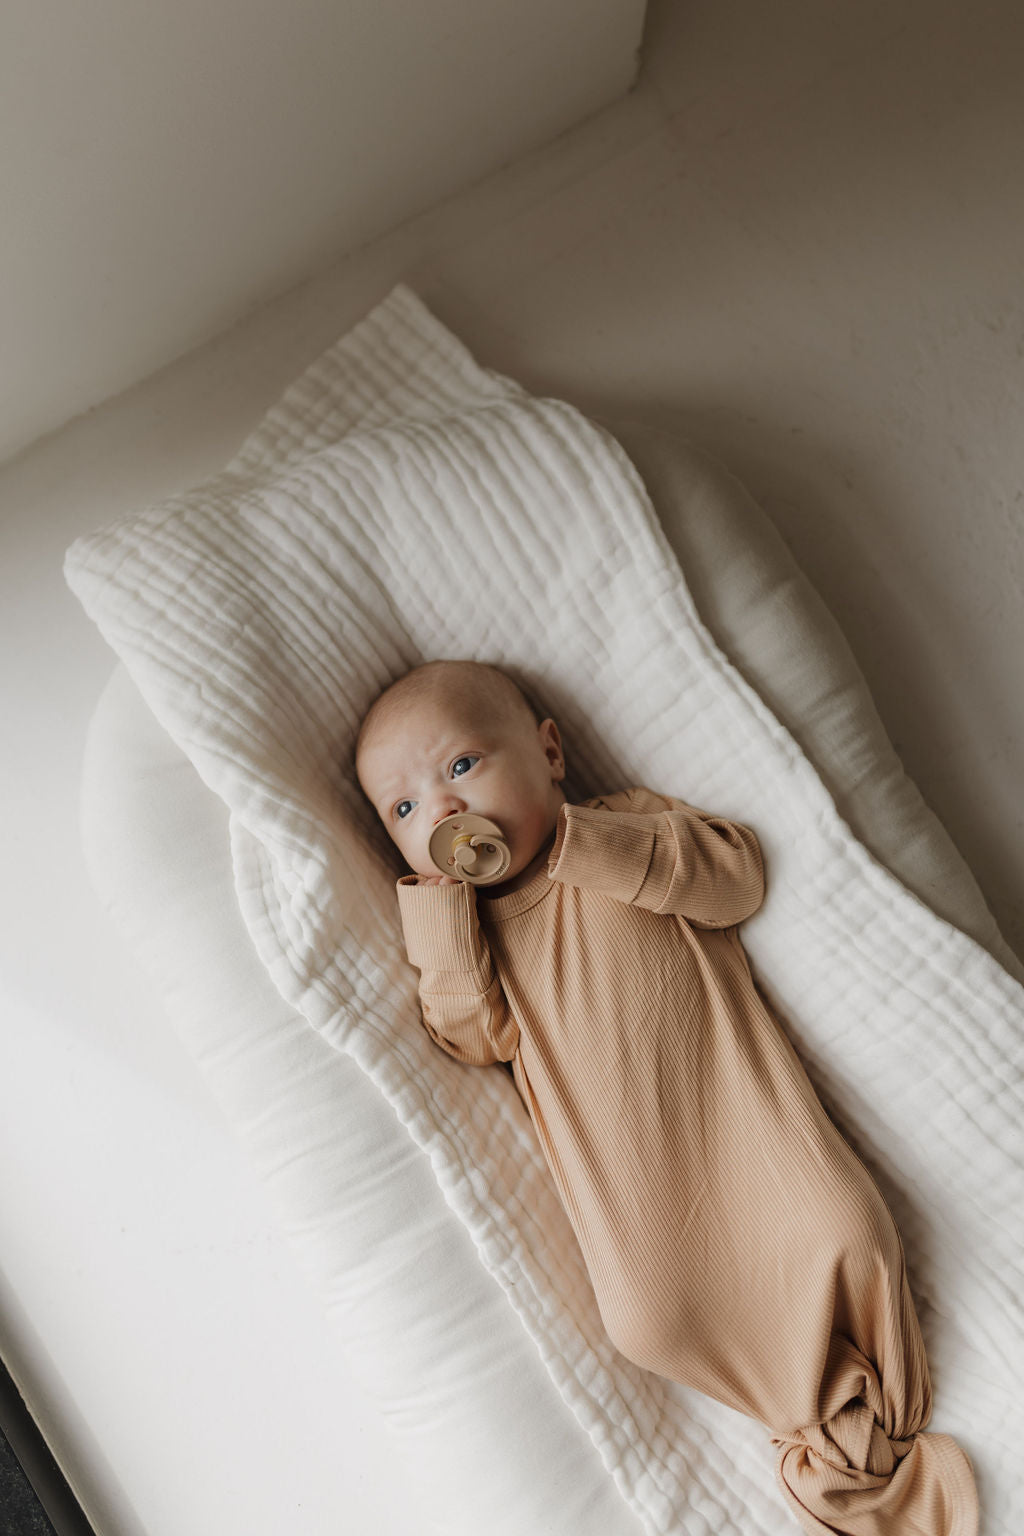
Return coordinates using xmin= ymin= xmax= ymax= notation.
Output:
xmin=484 ymin=829 xmax=556 ymax=898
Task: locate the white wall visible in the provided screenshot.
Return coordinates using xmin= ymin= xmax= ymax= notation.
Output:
xmin=0 ymin=0 xmax=645 ymax=464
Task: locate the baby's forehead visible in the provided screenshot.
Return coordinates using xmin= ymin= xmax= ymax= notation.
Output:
xmin=377 ymin=695 xmax=476 ymax=746
xmin=358 ymin=695 xmax=508 ymax=791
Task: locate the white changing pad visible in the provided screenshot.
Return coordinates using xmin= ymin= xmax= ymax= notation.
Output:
xmin=67 ymin=290 xmax=1019 ymax=1536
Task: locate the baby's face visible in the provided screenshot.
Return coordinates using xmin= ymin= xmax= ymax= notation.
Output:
xmin=358 ymin=697 xmax=566 ymax=883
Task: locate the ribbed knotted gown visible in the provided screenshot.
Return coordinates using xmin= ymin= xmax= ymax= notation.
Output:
xmin=396 ymin=787 xmax=978 ymax=1536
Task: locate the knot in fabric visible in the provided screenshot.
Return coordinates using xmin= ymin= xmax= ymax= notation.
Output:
xmin=770 ymin=1394 xmax=978 ymax=1536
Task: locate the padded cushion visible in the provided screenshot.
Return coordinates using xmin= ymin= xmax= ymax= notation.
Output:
xmin=81 ymin=419 xmax=1017 ymax=1534
xmin=604 ymin=420 xmax=1021 ymax=982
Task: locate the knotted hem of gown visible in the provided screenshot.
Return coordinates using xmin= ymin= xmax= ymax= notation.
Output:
xmin=771 ymin=1409 xmax=979 ymax=1536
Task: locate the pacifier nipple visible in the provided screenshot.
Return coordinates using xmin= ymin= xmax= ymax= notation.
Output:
xmin=428 ymin=812 xmax=512 ymax=886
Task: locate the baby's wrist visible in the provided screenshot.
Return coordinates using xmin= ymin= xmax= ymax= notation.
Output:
xmin=396 ymin=873 xmax=480 ymax=971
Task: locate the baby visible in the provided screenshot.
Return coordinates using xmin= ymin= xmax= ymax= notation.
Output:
xmin=355 ymin=658 xmax=978 ymax=1536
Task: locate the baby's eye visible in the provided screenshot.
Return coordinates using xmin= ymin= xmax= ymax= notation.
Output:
xmin=451 ymin=754 xmax=479 ymax=777
xmin=395 ymin=799 xmax=414 ymax=820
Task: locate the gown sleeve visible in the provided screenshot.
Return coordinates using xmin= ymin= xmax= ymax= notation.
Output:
xmin=546 ymin=786 xmax=764 ymax=928
xmin=395 ymin=876 xmax=520 ymax=1064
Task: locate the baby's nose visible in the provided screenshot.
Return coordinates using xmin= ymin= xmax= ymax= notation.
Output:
xmin=433 ymin=797 xmax=467 ymax=826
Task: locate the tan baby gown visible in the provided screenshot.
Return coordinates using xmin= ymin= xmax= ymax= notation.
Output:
xmin=396 ymin=787 xmax=978 ymax=1536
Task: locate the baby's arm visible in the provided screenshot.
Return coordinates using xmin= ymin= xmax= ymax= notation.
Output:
xmin=546 ymin=788 xmax=764 ymax=928
xmin=396 ymin=875 xmax=519 ymax=1065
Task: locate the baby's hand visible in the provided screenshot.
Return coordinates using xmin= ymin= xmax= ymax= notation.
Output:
xmin=419 ymin=874 xmax=460 ymax=886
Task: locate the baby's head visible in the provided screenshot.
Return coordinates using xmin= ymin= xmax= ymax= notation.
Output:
xmin=355 ymin=659 xmax=566 ymax=884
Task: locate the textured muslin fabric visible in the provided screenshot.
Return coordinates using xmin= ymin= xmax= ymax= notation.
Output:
xmin=397 ymin=787 xmax=979 ymax=1536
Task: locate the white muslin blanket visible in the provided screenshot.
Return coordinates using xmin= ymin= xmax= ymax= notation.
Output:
xmin=65 ymin=285 xmax=1023 ymax=1535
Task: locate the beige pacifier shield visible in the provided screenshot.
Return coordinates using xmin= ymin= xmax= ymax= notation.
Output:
xmin=428 ymin=812 xmax=511 ymax=885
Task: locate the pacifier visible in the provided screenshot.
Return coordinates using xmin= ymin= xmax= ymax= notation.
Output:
xmin=428 ymin=812 xmax=512 ymax=886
